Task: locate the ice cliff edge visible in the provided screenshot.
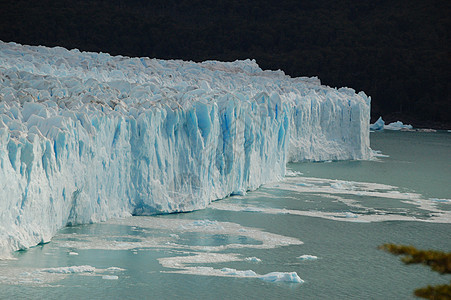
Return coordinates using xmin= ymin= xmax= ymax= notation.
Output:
xmin=0 ymin=41 xmax=371 ymax=256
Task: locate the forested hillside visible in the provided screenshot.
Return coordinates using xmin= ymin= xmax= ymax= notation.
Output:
xmin=0 ymin=0 xmax=449 ymax=127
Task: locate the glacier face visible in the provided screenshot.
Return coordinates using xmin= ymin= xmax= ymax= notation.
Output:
xmin=0 ymin=41 xmax=371 ymax=257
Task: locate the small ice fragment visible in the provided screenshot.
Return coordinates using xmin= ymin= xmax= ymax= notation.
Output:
xmin=331 ymin=182 xmax=347 ymax=190
xmin=102 ymin=275 xmax=119 ymax=280
xmin=107 ymin=267 xmax=125 ymax=271
xmin=69 ymin=252 xmax=79 ymax=256
xmin=243 ymin=207 xmax=264 ymax=212
xmin=245 ymin=257 xmax=262 ymax=262
xmin=220 ymin=268 xmax=257 ymax=277
xmin=344 ymin=212 xmax=358 ymax=218
xmin=285 ymin=170 xmax=303 ymax=176
xmin=416 ymin=128 xmax=436 ymax=132
xmin=430 ymin=198 xmax=451 ymax=203
xmin=192 ymin=220 xmax=217 ymax=226
xmin=296 ymin=183 xmax=313 ymax=187
xmin=259 ymin=272 xmax=303 ymax=283
xmin=298 ymin=255 xmax=318 ymax=261
xmin=41 ymin=265 xmax=96 ymax=273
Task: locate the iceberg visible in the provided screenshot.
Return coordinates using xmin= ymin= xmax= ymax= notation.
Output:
xmin=0 ymin=41 xmax=371 ymax=256
xmin=384 ymin=121 xmax=413 ymax=131
xmin=298 ymin=254 xmax=318 ymax=261
xmin=259 ymin=272 xmax=304 ymax=283
xmin=369 ymin=116 xmax=384 ymax=131
xmin=370 ymin=117 xmax=414 ymax=131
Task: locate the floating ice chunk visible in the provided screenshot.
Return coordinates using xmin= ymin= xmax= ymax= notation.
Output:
xmin=285 ymin=170 xmax=303 ymax=177
xmin=68 ymin=252 xmax=79 ymax=255
xmin=298 ymin=255 xmax=318 ymax=261
xmin=371 ymin=150 xmax=389 ymax=158
xmin=416 ymin=128 xmax=436 ymax=132
xmin=245 ymin=257 xmax=262 ymax=262
xmin=384 ymin=121 xmax=413 ymax=131
xmin=41 ymin=265 xmax=96 ymax=273
xmin=295 ymin=182 xmax=314 ymax=187
xmin=220 ymin=268 xmax=258 ymax=277
xmin=344 ymin=212 xmax=359 ymax=218
xmin=180 ymin=220 xmax=224 ymax=231
xmin=102 ymin=275 xmax=119 ymax=280
xmin=370 ymin=117 xmax=384 ymax=131
xmin=430 ymin=198 xmax=451 ymax=203
xmin=259 ymin=272 xmax=303 ymax=283
xmin=330 ymin=181 xmax=355 ymax=190
xmin=106 ymin=267 xmax=125 ymax=271
xmin=191 ymin=220 xmax=218 ymax=227
xmin=242 ymin=207 xmax=264 ymax=212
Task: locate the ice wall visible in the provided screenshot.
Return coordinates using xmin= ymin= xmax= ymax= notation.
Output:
xmin=0 ymin=41 xmax=371 ymax=256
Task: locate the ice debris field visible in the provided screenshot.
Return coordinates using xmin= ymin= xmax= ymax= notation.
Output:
xmin=0 ymin=41 xmax=371 ymax=257
xmin=0 ymin=216 xmax=306 ymax=285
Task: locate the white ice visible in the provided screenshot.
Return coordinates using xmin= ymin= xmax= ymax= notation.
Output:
xmin=209 ymin=176 xmax=451 ymax=223
xmin=245 ymin=257 xmax=262 ymax=262
xmin=0 ymin=265 xmax=125 ymax=286
xmin=259 ymin=272 xmax=304 ymax=283
xmin=384 ymin=121 xmax=413 ymax=130
xmin=298 ymin=255 xmax=318 ymax=261
xmin=41 ymin=265 xmax=95 ymax=274
xmin=0 ymin=41 xmax=371 ymax=256
xmin=370 ymin=117 xmax=414 ymax=131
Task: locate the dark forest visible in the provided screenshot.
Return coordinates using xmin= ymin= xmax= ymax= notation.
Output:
xmin=0 ymin=0 xmax=449 ymax=127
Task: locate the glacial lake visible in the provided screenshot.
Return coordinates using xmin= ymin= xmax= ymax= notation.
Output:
xmin=1 ymin=131 xmax=450 ymax=299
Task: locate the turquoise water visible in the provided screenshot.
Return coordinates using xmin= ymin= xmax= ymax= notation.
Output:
xmin=1 ymin=131 xmax=450 ymax=299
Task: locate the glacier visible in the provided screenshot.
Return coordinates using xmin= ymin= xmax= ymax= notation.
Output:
xmin=0 ymin=41 xmax=371 ymax=257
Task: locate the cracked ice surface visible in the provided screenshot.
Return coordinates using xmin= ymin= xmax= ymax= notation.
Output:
xmin=0 ymin=41 xmax=371 ymax=256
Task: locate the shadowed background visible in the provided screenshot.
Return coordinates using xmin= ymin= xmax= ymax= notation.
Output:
xmin=0 ymin=0 xmax=449 ymax=127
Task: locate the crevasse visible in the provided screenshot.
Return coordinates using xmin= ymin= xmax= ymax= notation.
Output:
xmin=0 ymin=41 xmax=371 ymax=256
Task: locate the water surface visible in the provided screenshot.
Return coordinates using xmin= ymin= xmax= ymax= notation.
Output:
xmin=1 ymin=131 xmax=450 ymax=299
